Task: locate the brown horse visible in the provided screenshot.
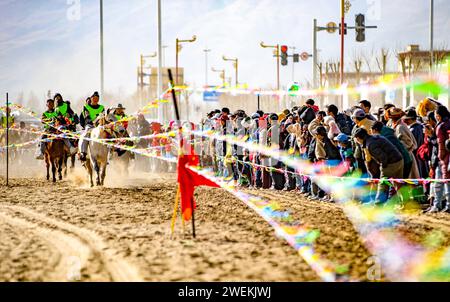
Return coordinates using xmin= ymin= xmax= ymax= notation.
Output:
xmin=44 ymin=138 xmax=67 ymax=182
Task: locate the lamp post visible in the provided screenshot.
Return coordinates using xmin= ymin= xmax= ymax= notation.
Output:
xmin=260 ymin=41 xmax=280 ymax=90
xmin=340 ymin=0 xmax=345 ymax=85
xmin=430 ymin=0 xmax=434 ymax=74
xmin=211 ymin=67 xmax=226 ymax=86
xmin=138 ymin=53 xmax=157 ymax=106
xmin=157 ymin=0 xmax=163 ymax=122
xmin=100 ymin=0 xmax=104 ymax=97
xmin=175 ymin=35 xmax=197 ymax=85
xmin=222 ymin=55 xmax=238 ymax=87
xmin=203 ymin=48 xmax=211 ymax=87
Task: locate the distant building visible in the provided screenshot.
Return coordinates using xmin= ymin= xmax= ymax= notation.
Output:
xmin=397 ymin=44 xmax=450 ymax=75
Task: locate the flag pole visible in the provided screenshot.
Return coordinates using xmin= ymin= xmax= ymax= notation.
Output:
xmin=168 ymin=69 xmax=196 ymax=238
xmin=6 ymin=93 xmax=9 ymax=186
xmin=170 ymin=185 xmax=180 ymax=236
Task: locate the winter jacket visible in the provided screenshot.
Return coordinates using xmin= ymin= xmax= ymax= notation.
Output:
xmin=322 ymin=137 xmax=341 ymax=161
xmin=300 ymin=106 xmax=316 ymax=124
xmin=335 ymin=113 xmax=353 ymax=135
xmin=380 ymin=126 xmax=412 ymax=166
xmin=364 ymin=135 xmax=403 ymax=168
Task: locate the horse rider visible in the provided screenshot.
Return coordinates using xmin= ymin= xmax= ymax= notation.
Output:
xmin=111 ymin=103 xmax=134 ymax=158
xmin=1 ymin=106 xmax=15 ymax=129
xmin=54 ymin=93 xmax=79 ymax=153
xmin=54 ymin=93 xmax=79 ymax=130
xmin=79 ymin=91 xmax=105 ymax=161
xmin=36 ymin=99 xmax=71 ymax=160
xmin=113 ymin=104 xmax=127 ymax=122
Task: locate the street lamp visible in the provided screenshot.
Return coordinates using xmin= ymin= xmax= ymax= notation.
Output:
xmin=176 ymin=35 xmax=197 ymax=85
xmin=222 ymin=55 xmax=238 ymax=87
xmin=260 ymin=41 xmax=280 ymax=90
xmin=203 ymin=48 xmax=211 ymax=87
xmin=100 ymin=0 xmax=104 ymax=97
xmin=139 ymin=53 xmax=157 ymax=92
xmin=211 ymin=67 xmax=226 ymax=86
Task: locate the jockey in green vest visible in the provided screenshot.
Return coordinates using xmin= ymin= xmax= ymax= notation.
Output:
xmin=54 ymin=93 xmax=79 ymax=129
xmin=79 ymin=91 xmax=105 ymax=161
xmin=1 ymin=114 xmax=14 ymax=129
xmin=36 ymin=99 xmax=57 ymax=159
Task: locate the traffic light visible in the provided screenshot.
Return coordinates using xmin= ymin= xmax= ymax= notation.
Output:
xmin=355 ymin=14 xmax=365 ymax=42
xmin=280 ymin=45 xmax=288 ymax=66
xmin=293 ymin=53 xmax=299 ymax=63
xmin=339 ymin=23 xmax=347 ymax=35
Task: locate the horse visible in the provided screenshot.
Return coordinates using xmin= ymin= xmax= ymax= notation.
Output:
xmin=81 ymin=112 xmax=125 ymax=187
xmin=44 ymin=137 xmax=67 ymax=183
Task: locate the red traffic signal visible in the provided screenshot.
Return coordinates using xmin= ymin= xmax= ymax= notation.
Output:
xmin=280 ymin=45 xmax=288 ymax=66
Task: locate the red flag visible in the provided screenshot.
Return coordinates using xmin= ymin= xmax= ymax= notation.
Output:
xmin=177 ymin=144 xmax=219 ymax=221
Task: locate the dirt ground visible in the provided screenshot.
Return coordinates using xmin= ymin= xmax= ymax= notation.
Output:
xmin=0 ymin=159 xmax=449 ymax=282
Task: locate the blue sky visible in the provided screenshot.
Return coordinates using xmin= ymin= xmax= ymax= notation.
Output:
xmin=1 ymin=0 xmax=449 ymax=106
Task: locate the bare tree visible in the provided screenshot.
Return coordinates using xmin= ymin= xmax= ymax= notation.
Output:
xmin=375 ymin=48 xmax=389 ymax=75
xmin=352 ymin=51 xmax=363 ymax=84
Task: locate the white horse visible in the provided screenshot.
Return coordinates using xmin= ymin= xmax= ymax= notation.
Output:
xmin=81 ymin=113 xmax=125 ymax=187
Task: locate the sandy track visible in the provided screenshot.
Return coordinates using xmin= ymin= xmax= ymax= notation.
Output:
xmin=0 ymin=205 xmax=143 ymax=282
xmin=0 ymin=171 xmax=449 ymax=282
xmin=0 ymin=210 xmax=93 ymax=281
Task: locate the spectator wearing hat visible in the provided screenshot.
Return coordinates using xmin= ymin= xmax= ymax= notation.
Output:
xmin=387 ymin=107 xmax=420 ymax=179
xmin=354 ymin=128 xmax=404 ymax=205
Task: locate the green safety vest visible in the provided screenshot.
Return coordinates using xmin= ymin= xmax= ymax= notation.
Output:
xmin=115 ymin=114 xmax=126 ymax=121
xmin=85 ymin=104 xmax=105 ymax=121
xmin=44 ymin=110 xmax=58 ymax=119
xmin=1 ymin=116 xmax=14 ymax=128
xmin=56 ymin=102 xmax=68 ymax=116
xmin=43 ymin=111 xmax=58 ymax=129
